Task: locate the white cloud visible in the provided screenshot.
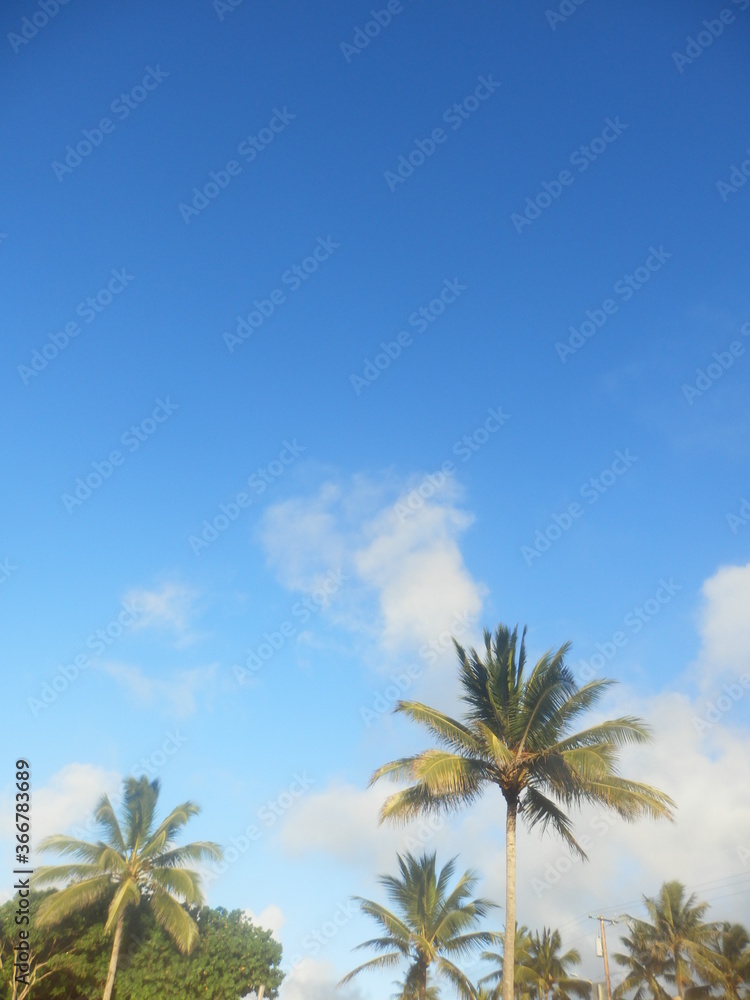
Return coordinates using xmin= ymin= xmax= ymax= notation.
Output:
xmin=259 ymin=473 xmax=486 ymax=673
xmin=279 ymin=782 xmax=454 ymax=874
xmin=696 ymin=561 xmax=750 ymax=681
xmin=279 ymin=957 xmax=366 ymax=1000
xmin=99 ymin=661 xmax=217 ymax=716
xmin=125 ymin=581 xmax=201 ymax=645
xmin=245 ymin=904 xmax=286 ymax=937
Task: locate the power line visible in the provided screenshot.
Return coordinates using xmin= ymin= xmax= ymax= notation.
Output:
xmin=552 ymin=869 xmax=750 ymax=936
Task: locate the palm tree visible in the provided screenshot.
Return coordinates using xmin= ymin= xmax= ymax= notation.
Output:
xmin=613 ymin=918 xmax=671 ymax=1000
xmin=618 ymin=882 xmax=717 ymax=1000
xmin=31 ymin=776 xmax=222 ymax=1000
xmin=370 ymin=624 xmax=675 ymax=1000
xmin=522 ymin=928 xmax=590 ymax=1000
xmin=480 ymin=924 xmax=535 ymax=999
xmin=698 ymin=923 xmax=750 ymax=999
xmin=339 ymin=851 xmax=502 ymax=1000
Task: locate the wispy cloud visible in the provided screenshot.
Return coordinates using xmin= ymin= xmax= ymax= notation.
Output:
xmin=124 ymin=581 xmax=202 ymax=646
xmin=259 ymin=471 xmax=485 ymax=672
xmin=99 ymin=661 xmax=217 ymax=716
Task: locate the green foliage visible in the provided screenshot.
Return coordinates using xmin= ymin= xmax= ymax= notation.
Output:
xmin=0 ymin=891 xmax=111 ymax=999
xmin=0 ymin=892 xmax=283 ymax=1000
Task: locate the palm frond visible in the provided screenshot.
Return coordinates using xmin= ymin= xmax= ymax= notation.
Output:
xmin=35 ymin=875 xmax=113 ymax=926
xmin=148 ymin=885 xmax=200 ymax=953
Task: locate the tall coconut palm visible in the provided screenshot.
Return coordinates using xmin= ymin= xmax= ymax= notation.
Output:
xmin=339 ymin=851 xmax=502 ymax=1000
xmin=522 ymin=928 xmax=590 ymax=1000
xmin=698 ymin=923 xmax=750 ymax=999
xmin=370 ymin=625 xmax=675 ymax=1000
xmin=31 ymin=776 xmax=222 ymax=1000
xmin=618 ymin=882 xmax=717 ymax=1000
xmin=480 ymin=924 xmax=535 ymax=999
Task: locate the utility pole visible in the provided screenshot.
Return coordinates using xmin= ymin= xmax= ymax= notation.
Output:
xmin=589 ymin=914 xmax=618 ymax=1000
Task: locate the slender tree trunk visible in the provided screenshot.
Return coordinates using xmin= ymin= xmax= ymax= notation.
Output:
xmin=102 ymin=913 xmax=125 ymax=1000
xmin=502 ymin=798 xmax=518 ymax=1000
xmin=674 ymin=947 xmax=683 ymax=1000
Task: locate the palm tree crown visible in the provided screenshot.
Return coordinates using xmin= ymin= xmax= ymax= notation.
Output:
xmin=700 ymin=922 xmax=750 ymax=999
xmin=32 ymin=776 xmax=222 ymax=1000
xmin=480 ymin=924 xmax=535 ymax=999
xmin=370 ymin=625 xmax=675 ymax=1000
xmin=616 ymin=881 xmax=719 ymax=1000
xmin=340 ymin=851 xmax=501 ymax=1000
xmin=522 ymin=928 xmax=589 ymax=1000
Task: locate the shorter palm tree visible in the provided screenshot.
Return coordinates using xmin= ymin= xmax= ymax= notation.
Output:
xmin=614 ymin=919 xmax=671 ymax=1000
xmin=697 ymin=923 xmax=750 ymax=999
xmin=32 ymin=776 xmax=222 ymax=1000
xmin=340 ymin=851 xmax=502 ymax=1000
xmin=480 ymin=925 xmax=535 ymax=999
xmin=522 ymin=928 xmax=589 ymax=1000
xmin=616 ymin=881 xmax=717 ymax=1000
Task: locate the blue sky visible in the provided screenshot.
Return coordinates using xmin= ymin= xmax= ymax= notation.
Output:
xmin=2 ymin=0 xmax=750 ymax=996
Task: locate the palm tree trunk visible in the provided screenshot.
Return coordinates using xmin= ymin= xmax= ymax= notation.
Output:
xmin=502 ymin=798 xmax=518 ymax=1000
xmin=102 ymin=913 xmax=125 ymax=1000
